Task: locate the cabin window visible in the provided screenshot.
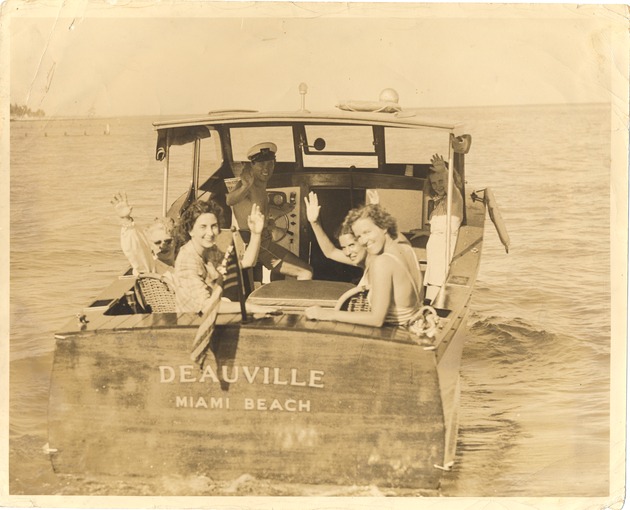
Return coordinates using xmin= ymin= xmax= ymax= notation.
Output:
xmin=198 ymin=132 xmax=223 ymax=185
xmin=303 ymin=125 xmax=377 ymax=169
xmin=384 ymin=127 xmax=451 ymax=164
xmin=367 ymin=188 xmax=425 ymax=233
xmin=230 ymin=127 xmax=296 ymax=163
xmin=167 ymin=143 xmax=195 ymax=206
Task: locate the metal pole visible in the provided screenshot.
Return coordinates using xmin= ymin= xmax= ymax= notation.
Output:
xmin=445 ymin=136 xmax=455 ymax=274
xmin=193 ymin=139 xmax=200 ymax=200
xmin=434 ymin=135 xmax=455 ymax=309
xmin=162 ymin=148 xmax=170 ymax=217
xmin=231 ymin=228 xmax=249 ymax=323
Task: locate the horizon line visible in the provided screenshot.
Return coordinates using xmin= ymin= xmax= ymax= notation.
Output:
xmin=9 ymin=101 xmax=610 ymax=121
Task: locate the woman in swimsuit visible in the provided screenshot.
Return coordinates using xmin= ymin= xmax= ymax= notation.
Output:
xmin=304 ymin=190 xmax=410 ymax=284
xmin=305 ymin=204 xmax=423 ymax=327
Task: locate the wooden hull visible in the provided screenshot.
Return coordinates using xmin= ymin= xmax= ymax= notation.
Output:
xmin=48 ymin=313 xmax=470 ymax=489
xmin=48 ymin=195 xmax=486 ymax=490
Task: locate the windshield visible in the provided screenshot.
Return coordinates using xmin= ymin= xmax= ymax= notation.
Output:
xmin=385 ymin=127 xmax=451 ymax=164
xmin=230 ymin=126 xmax=296 ymax=163
xmin=303 ymin=125 xmax=377 ymax=168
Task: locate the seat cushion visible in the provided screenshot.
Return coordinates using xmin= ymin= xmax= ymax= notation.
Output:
xmin=247 ymin=280 xmax=355 ymax=310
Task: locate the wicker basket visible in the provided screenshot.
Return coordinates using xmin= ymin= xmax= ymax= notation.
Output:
xmin=135 ymin=274 xmax=176 ymax=313
xmin=335 ymin=287 xmax=371 ymax=312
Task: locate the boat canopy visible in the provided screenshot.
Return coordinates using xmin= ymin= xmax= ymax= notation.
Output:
xmin=152 ymin=104 xmax=473 ymax=266
xmin=155 ymin=125 xmax=211 ymax=161
xmin=154 ymin=110 xmax=464 ymax=131
xmin=154 ymin=110 xmax=465 ymax=158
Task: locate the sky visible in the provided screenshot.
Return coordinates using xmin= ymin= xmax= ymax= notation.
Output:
xmin=4 ymin=2 xmax=628 ymax=116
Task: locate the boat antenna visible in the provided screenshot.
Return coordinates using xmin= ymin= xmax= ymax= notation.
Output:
xmin=299 ymin=83 xmax=310 ymax=113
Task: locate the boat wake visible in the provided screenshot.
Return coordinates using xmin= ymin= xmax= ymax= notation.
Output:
xmin=466 ymin=314 xmax=607 ymax=363
xmin=438 ymin=313 xmax=610 ymax=496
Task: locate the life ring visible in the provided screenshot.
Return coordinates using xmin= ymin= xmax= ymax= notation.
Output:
xmin=336 ymin=100 xmax=402 ymax=114
xmin=484 ymin=188 xmax=510 ymax=254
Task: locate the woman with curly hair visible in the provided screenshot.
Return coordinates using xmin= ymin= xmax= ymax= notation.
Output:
xmin=305 ymin=204 xmax=423 ymax=327
xmin=173 ymin=198 xmax=273 ymax=315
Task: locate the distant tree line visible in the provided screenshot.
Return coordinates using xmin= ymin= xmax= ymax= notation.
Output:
xmin=10 ymin=104 xmax=45 ymax=118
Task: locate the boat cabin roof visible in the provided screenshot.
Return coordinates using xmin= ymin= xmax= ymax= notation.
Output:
xmin=153 ymin=109 xmax=465 ymax=132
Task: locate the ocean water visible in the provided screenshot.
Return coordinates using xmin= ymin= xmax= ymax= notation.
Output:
xmin=8 ymin=104 xmax=612 ymax=497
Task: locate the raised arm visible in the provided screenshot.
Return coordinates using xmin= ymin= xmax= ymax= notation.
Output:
xmin=304 ymin=192 xmax=354 ymax=266
xmin=366 ymin=189 xmax=380 ymax=205
xmin=111 ymin=192 xmax=155 ymax=274
xmin=452 ymin=185 xmax=464 ymax=222
xmin=305 ymin=256 xmax=392 ymax=327
xmin=240 ymin=203 xmax=264 ymax=268
xmin=225 ymin=167 xmax=254 ymax=207
xmin=112 ymin=191 xmax=133 ymax=221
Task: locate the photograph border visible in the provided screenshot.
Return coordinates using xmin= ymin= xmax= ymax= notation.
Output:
xmin=1 ymin=1 xmax=627 ymax=508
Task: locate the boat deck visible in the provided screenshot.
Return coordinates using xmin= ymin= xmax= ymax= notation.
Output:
xmin=57 ymin=199 xmax=487 ymax=368
xmin=58 ymin=308 xmax=420 ymax=344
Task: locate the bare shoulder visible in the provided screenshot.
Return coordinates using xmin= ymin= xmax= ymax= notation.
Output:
xmin=371 ymin=253 xmax=396 ymax=274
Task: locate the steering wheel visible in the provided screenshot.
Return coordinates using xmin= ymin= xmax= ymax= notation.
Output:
xmin=267 ymin=206 xmax=291 ymax=242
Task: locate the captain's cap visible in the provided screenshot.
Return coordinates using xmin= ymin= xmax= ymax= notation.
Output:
xmin=247 ymin=142 xmax=277 ymax=162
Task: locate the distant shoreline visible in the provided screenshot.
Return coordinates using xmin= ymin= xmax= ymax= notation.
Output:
xmin=9 ymin=114 xmax=173 ymax=121
xmin=10 ymin=116 xmax=43 ymax=121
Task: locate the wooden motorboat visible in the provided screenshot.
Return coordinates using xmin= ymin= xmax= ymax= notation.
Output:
xmin=48 ymin=87 xmax=505 ymax=490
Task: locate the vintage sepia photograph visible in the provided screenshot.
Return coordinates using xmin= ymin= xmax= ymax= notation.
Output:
xmin=2 ymin=1 xmax=628 ymax=508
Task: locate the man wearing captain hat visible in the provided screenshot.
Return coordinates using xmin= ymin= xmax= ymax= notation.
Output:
xmin=247 ymin=142 xmax=277 ymax=163
xmin=226 ymin=142 xmax=313 ymax=280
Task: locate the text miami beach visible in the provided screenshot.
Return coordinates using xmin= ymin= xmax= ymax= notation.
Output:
xmin=159 ymin=364 xmax=325 ymax=413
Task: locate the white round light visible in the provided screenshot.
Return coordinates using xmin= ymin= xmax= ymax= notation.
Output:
xmin=379 ymin=88 xmax=399 ymax=103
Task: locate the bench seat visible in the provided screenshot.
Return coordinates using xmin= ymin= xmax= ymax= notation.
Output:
xmin=247 ymin=280 xmax=354 ymax=311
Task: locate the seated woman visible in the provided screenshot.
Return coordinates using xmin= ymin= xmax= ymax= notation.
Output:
xmin=112 ymin=191 xmax=175 ymax=274
xmin=423 ymin=154 xmax=464 ymax=302
xmin=173 ymin=198 xmax=274 ymax=316
xmin=304 ymin=190 xmax=415 ymax=288
xmin=305 ymin=204 xmax=423 ymax=327
xmin=304 ymin=191 xmax=368 ymax=269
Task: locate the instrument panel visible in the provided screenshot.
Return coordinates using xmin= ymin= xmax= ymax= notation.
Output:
xmin=266 ymin=186 xmax=301 ymax=256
